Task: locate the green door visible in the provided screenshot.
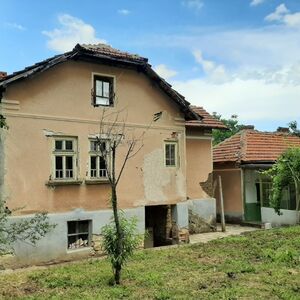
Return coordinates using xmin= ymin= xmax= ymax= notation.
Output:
xmin=245 ymin=203 xmax=261 ymax=221
xmin=244 ymin=182 xmax=262 ymax=222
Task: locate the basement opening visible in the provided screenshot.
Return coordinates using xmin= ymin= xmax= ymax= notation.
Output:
xmin=145 ymin=205 xmax=174 ymax=248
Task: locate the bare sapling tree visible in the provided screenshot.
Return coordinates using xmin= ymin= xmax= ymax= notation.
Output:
xmin=97 ymin=105 xmax=160 ymax=284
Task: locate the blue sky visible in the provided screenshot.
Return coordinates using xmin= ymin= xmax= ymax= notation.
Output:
xmin=1 ymin=0 xmax=300 ymax=131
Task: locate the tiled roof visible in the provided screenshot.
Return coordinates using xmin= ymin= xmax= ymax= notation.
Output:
xmin=213 ymin=129 xmax=300 ymax=164
xmin=80 ymin=44 xmax=148 ymax=63
xmin=186 ymin=106 xmax=228 ymax=129
xmin=0 ymin=44 xmax=200 ymax=121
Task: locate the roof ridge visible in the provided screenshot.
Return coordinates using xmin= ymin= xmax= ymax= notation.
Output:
xmin=213 ymin=130 xmax=242 ymax=148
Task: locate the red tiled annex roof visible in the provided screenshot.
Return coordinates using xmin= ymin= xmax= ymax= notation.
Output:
xmin=186 ymin=106 xmax=228 ymax=130
xmin=213 ymin=129 xmax=300 ymax=164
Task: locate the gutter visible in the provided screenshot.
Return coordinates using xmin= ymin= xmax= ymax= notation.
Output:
xmin=240 ymin=163 xmax=273 ymax=169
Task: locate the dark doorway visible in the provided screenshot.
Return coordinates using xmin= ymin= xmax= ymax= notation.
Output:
xmin=145 ymin=205 xmax=172 ymax=247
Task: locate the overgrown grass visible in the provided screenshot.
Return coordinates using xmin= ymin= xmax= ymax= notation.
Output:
xmin=1 ymin=226 xmax=300 ymax=299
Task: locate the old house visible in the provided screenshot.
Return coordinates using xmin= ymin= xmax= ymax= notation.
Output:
xmin=213 ymin=127 xmax=300 ymax=226
xmin=0 ymin=44 xmax=224 ymax=264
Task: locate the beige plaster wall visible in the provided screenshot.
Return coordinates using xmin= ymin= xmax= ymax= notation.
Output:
xmin=214 ymin=168 xmax=243 ymax=215
xmin=186 ymin=136 xmax=212 ymax=199
xmin=2 ymin=60 xmax=188 ymax=214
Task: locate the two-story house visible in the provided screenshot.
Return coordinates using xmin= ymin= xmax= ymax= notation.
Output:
xmin=0 ymin=44 xmax=225 ymax=264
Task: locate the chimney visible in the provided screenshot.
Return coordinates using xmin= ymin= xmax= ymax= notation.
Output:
xmin=277 ymin=127 xmax=290 ymax=133
xmin=241 ymin=125 xmax=255 ymax=130
xmin=0 ymin=71 xmax=7 ymax=80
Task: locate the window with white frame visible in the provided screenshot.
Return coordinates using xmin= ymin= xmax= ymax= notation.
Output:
xmin=89 ymin=139 xmax=108 ymax=179
xmin=67 ymin=220 xmax=91 ymax=250
xmin=53 ymin=138 xmax=77 ymax=180
xmin=92 ymin=75 xmax=114 ymax=106
xmin=165 ymin=142 xmax=177 ymax=167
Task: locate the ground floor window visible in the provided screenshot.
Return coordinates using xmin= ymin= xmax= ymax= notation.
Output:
xmin=67 ymin=220 xmax=91 ymax=250
xmin=257 ymin=177 xmax=296 ymax=210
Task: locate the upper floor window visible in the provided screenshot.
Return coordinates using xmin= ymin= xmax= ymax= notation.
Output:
xmin=165 ymin=142 xmax=177 ymax=167
xmin=53 ymin=138 xmax=77 ymax=180
xmin=89 ymin=139 xmax=108 ymax=179
xmin=92 ymin=75 xmax=114 ymax=106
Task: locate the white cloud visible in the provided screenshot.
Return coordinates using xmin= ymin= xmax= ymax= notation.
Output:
xmin=154 ymin=64 xmax=178 ymax=80
xmin=193 ymin=50 xmax=229 ymax=83
xmin=141 ymin=24 xmax=300 ymax=128
xmin=182 ymin=0 xmax=204 ymax=11
xmin=265 ymin=4 xmax=289 ymax=22
xmin=283 ymin=12 xmax=300 ymax=27
xmin=265 ymin=3 xmax=300 ymax=27
xmin=118 ymin=9 xmax=131 ymax=15
xmin=250 ymin=0 xmax=265 ymax=7
xmin=173 ymin=77 xmax=300 ymax=125
xmin=42 ymin=14 xmax=106 ymax=52
xmin=4 ymin=22 xmax=26 ymax=31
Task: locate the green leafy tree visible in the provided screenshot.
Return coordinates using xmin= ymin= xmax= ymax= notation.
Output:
xmin=212 ymin=113 xmax=245 ymax=145
xmin=101 ymin=214 xmax=142 ymax=284
xmin=263 ymin=148 xmax=300 ymax=215
xmin=0 ymin=116 xmax=55 ymax=255
xmin=288 ymin=120 xmax=300 ymax=137
xmin=0 ymin=209 xmax=55 ymax=255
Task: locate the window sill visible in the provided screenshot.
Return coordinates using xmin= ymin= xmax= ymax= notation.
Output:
xmin=46 ymin=179 xmax=83 ymax=187
xmin=85 ymin=179 xmax=110 ymax=185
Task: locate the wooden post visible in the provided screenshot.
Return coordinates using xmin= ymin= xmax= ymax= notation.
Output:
xmin=218 ymin=175 xmax=226 ymax=232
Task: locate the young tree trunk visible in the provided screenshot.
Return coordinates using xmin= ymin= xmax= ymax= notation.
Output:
xmin=111 ymin=143 xmax=123 ymax=285
xmin=295 ymin=180 xmax=299 ymax=212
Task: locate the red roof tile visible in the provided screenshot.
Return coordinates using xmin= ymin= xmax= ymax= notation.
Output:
xmin=213 ymin=129 xmax=300 ymax=163
xmin=80 ymin=44 xmax=148 ymax=63
xmin=186 ymin=106 xmax=228 ymax=130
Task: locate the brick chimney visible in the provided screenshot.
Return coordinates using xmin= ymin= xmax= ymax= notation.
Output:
xmin=277 ymin=127 xmax=290 ymax=133
xmin=0 ymin=71 xmax=7 ymax=80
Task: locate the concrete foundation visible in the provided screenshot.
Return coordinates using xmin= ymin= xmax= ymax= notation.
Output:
xmin=172 ymin=202 xmax=189 ymax=229
xmin=10 ymin=206 xmax=145 ymax=266
xmin=261 ymin=207 xmax=299 ymax=226
xmin=188 ymin=198 xmax=216 ymax=223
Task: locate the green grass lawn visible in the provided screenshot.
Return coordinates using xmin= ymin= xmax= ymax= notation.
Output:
xmin=1 ymin=226 xmax=300 ymax=300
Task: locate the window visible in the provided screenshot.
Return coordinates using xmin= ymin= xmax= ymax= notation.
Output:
xmin=53 ymin=138 xmax=77 ymax=180
xmin=261 ymin=182 xmax=272 ymax=207
xmin=67 ymin=220 xmax=91 ymax=250
xmin=89 ymin=139 xmax=108 ymax=179
xmin=92 ymin=75 xmax=114 ymax=106
xmin=280 ymin=185 xmax=296 ymax=210
xmin=258 ymin=177 xmax=296 ymax=210
xmin=165 ymin=142 xmax=177 ymax=167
